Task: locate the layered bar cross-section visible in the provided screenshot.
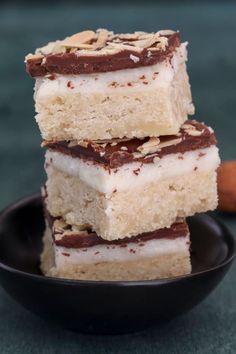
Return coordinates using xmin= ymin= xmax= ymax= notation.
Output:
xmin=26 ymin=29 xmax=194 ymax=141
xmin=41 ymin=213 xmax=191 ymax=281
xmin=44 ymin=120 xmax=220 ymax=241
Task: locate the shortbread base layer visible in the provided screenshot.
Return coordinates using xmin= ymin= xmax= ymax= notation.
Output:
xmin=41 ymin=225 xmax=191 ymax=281
xmin=45 ymin=150 xmax=219 ymax=240
xmin=34 ymin=44 xmax=194 ymax=140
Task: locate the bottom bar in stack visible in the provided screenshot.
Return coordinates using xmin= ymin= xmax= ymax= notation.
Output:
xmin=41 ymin=213 xmax=191 ymax=281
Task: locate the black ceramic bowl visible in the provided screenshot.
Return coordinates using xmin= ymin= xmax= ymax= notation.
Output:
xmin=0 ymin=194 xmax=234 ymax=334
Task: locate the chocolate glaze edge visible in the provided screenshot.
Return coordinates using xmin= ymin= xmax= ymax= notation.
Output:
xmin=45 ymin=121 xmax=217 ymax=169
xmin=26 ymin=33 xmax=180 ymax=77
xmin=45 ymin=212 xmax=189 ymax=249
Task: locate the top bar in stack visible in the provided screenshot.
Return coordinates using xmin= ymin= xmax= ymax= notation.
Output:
xmin=25 ymin=29 xmax=194 ymax=141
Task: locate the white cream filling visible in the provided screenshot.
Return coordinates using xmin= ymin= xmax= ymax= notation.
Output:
xmin=34 ymin=43 xmax=187 ymax=99
xmin=54 ymin=234 xmax=190 ymax=267
xmin=45 ymin=145 xmax=220 ymax=195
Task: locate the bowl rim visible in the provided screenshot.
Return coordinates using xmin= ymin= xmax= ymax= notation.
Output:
xmin=0 ymin=193 xmax=235 ymax=288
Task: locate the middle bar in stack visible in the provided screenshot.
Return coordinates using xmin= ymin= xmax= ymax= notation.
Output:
xmin=44 ymin=120 xmax=219 ymax=241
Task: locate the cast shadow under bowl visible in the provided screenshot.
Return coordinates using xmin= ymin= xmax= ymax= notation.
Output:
xmin=0 ymin=194 xmax=234 ymax=334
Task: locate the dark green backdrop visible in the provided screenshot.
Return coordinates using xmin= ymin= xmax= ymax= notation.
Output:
xmin=0 ymin=2 xmax=235 ymax=353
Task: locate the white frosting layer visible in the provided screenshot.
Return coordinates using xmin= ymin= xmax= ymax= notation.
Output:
xmin=35 ymin=43 xmax=187 ymax=99
xmin=46 ymin=146 xmax=220 ymax=194
xmin=54 ymin=234 xmax=190 ymax=267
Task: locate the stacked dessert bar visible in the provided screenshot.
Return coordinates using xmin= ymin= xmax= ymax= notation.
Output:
xmin=25 ymin=29 xmax=220 ymax=281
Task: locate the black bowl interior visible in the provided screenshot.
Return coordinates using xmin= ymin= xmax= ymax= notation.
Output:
xmin=0 ymin=194 xmax=234 ymax=334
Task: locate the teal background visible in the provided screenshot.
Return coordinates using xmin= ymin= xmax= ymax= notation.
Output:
xmin=0 ymin=2 xmax=235 ymax=353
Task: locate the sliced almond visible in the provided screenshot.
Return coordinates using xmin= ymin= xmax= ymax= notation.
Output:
xmin=116 ymin=33 xmax=140 ymax=40
xmin=137 ymin=137 xmax=160 ymax=154
xmin=66 ymin=43 xmax=93 ymax=49
xmin=157 ymin=138 xmax=182 ymax=149
xmin=132 ymin=35 xmax=159 ymax=48
xmin=182 ymin=123 xmax=196 ymax=130
xmin=72 ymin=223 xmax=91 ymax=232
xmin=106 ymin=42 xmax=142 ymax=52
xmin=93 ymin=30 xmax=109 ymax=49
xmin=158 ymin=29 xmax=175 ymax=36
xmin=187 ymin=129 xmax=204 ymax=136
xmin=79 ymin=141 xmax=89 ymax=148
xmin=25 ymin=53 xmax=44 ymax=61
xmin=54 ymin=232 xmax=65 ymax=241
xmin=68 ymin=140 xmax=89 ymax=148
xmin=54 ymin=219 xmax=68 ymax=232
xmin=62 ymin=30 xmax=95 ymax=48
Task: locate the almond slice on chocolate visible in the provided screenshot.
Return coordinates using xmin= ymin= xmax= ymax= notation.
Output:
xmin=187 ymin=129 xmax=204 ymax=136
xmin=132 ymin=33 xmax=167 ymax=49
xmin=158 ymin=29 xmax=175 ymax=36
xmin=182 ymin=123 xmax=204 ymax=136
xmin=157 ymin=138 xmax=182 ymax=149
xmin=25 ymin=53 xmax=44 ymax=61
xmin=68 ymin=140 xmax=89 ymax=148
xmin=53 ymin=219 xmax=68 ymax=233
xmin=106 ymin=42 xmax=143 ymax=52
xmin=93 ymin=30 xmax=109 ymax=50
xmin=62 ymin=30 xmax=95 ymax=48
xmin=137 ymin=137 xmax=160 ymax=154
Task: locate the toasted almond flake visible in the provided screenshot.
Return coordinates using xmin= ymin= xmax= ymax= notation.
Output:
xmin=106 ymin=42 xmax=142 ymax=52
xmin=68 ymin=140 xmax=89 ymax=148
xmin=78 ymin=140 xmax=89 ymax=148
xmin=187 ymin=129 xmax=204 ymax=136
xmin=66 ymin=43 xmax=93 ymax=49
xmin=93 ymin=30 xmax=109 ymax=49
xmin=116 ymin=33 xmax=140 ymax=40
xmin=155 ymin=36 xmax=168 ymax=50
xmin=158 ymin=29 xmax=175 ymax=36
xmin=36 ymin=41 xmax=66 ymax=55
xmin=148 ymin=47 xmax=161 ymax=51
xmin=25 ymin=53 xmax=44 ymax=61
xmin=62 ymin=30 xmax=95 ymax=48
xmin=120 ymin=146 xmax=128 ymax=151
xmin=182 ymin=123 xmax=196 ymax=130
xmin=144 ymin=153 xmax=158 ymax=159
xmin=132 ymin=35 xmax=158 ymax=48
xmin=137 ymin=137 xmax=160 ymax=154
xmin=157 ymin=138 xmax=182 ymax=149
xmin=54 ymin=219 xmax=68 ymax=232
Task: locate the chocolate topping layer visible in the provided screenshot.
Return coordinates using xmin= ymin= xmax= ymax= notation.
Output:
xmin=45 ymin=120 xmax=217 ymax=169
xmin=46 ymin=212 xmax=189 ymax=249
xmin=26 ymin=31 xmax=180 ymax=77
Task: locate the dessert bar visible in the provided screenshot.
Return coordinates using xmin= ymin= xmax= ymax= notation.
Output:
xmin=26 ymin=29 xmax=194 ymax=141
xmin=44 ymin=120 xmax=220 ymax=240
